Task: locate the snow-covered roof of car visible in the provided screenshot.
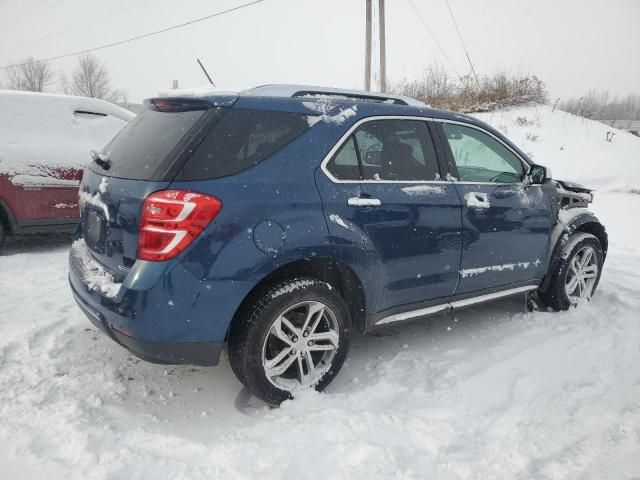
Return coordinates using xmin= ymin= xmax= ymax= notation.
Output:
xmin=0 ymin=90 xmax=135 ymax=122
xmin=0 ymin=90 xmax=134 ymax=174
xmin=157 ymin=84 xmax=426 ymax=107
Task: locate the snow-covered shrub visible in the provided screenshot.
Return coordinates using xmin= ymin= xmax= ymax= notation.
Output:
xmin=390 ymin=66 xmax=547 ymax=113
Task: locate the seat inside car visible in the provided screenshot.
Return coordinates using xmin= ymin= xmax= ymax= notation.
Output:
xmin=379 ymin=140 xmax=421 ymax=180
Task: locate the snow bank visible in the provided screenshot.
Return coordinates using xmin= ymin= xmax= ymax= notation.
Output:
xmin=0 ymin=90 xmax=133 ymax=179
xmin=1 ymin=193 xmax=640 ymax=479
xmin=474 ymin=105 xmax=640 ymax=192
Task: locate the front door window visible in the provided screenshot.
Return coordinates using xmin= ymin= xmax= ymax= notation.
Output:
xmin=441 ymin=123 xmax=525 ymax=183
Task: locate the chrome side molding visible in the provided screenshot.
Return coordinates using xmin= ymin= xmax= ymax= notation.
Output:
xmin=375 ymin=285 xmax=538 ymax=326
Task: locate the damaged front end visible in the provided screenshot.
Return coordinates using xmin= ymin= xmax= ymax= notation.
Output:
xmin=554 ymin=179 xmax=594 ymax=209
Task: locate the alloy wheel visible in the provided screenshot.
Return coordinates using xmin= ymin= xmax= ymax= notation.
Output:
xmin=565 ymin=245 xmax=599 ymax=303
xmin=262 ymin=301 xmax=340 ymax=392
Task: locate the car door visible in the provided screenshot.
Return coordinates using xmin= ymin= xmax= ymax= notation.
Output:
xmin=4 ymin=167 xmax=82 ymax=225
xmin=315 ymin=117 xmax=463 ymax=318
xmin=436 ymin=120 xmax=554 ymax=295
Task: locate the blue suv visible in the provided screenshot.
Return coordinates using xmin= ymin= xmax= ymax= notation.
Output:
xmin=69 ymin=85 xmax=607 ymax=404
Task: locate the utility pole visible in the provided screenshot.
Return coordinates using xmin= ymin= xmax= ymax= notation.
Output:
xmin=378 ymin=0 xmax=386 ymax=92
xmin=365 ymin=0 xmax=372 ymax=91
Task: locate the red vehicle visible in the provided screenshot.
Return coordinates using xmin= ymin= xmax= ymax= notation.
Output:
xmin=0 ymin=91 xmax=133 ymax=250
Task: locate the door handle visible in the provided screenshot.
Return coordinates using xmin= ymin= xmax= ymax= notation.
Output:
xmin=464 ymin=192 xmax=490 ymax=209
xmin=348 ymin=197 xmax=382 ymax=207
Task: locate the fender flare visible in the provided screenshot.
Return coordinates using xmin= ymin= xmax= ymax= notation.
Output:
xmin=540 ymin=211 xmax=607 ymax=292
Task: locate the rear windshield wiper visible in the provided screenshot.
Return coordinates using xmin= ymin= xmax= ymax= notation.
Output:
xmin=90 ymin=150 xmax=111 ymax=170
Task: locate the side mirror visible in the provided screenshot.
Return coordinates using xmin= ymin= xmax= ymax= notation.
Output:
xmin=528 ymin=164 xmax=548 ymax=185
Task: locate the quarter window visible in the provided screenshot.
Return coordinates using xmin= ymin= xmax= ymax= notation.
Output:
xmin=441 ymin=123 xmax=525 ymax=183
xmin=178 ymin=109 xmax=309 ymax=180
xmin=326 ymin=137 xmax=361 ymax=180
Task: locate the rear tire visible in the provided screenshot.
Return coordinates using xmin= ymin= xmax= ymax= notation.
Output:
xmin=228 ymin=278 xmax=351 ymax=405
xmin=539 ymin=233 xmax=603 ymax=311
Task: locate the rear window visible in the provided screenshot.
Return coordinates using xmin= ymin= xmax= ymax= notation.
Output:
xmin=90 ymin=108 xmax=206 ymax=180
xmin=177 ymin=108 xmax=309 ymax=180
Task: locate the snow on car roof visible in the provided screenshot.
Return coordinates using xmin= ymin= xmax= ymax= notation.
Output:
xmin=0 ymin=90 xmax=135 ymax=122
xmin=0 ymin=90 xmax=134 ymax=174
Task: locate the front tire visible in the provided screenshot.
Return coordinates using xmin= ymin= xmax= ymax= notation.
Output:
xmin=539 ymin=232 xmax=604 ymax=311
xmin=228 ymin=278 xmax=351 ymax=405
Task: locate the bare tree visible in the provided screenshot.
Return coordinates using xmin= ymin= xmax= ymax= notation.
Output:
xmin=61 ymin=53 xmax=128 ymax=103
xmin=69 ymin=53 xmax=111 ymax=99
xmin=561 ymin=91 xmax=640 ymax=121
xmin=4 ymin=57 xmax=54 ymax=92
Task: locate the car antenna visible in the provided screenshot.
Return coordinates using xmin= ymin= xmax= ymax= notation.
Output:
xmin=196 ymin=58 xmax=215 ymax=87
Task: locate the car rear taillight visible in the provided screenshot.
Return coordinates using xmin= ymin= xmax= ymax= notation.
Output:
xmin=138 ymin=190 xmax=222 ymax=261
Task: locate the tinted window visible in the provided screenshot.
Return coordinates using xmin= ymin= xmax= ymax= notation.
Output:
xmin=355 ymin=120 xmax=439 ymax=181
xmin=90 ymin=108 xmax=206 ymax=180
xmin=179 ymin=109 xmax=309 ymax=180
xmin=326 ymin=119 xmax=440 ymax=181
xmin=325 ymin=137 xmax=360 ymax=180
xmin=442 ymin=123 xmax=525 ymax=183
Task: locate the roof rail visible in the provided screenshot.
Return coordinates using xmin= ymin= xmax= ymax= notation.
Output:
xmin=245 ymin=84 xmax=426 ymax=107
xmin=291 ymin=90 xmax=408 ymax=105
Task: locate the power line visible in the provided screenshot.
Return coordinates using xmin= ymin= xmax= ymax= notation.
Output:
xmin=406 ymin=0 xmax=463 ymax=82
xmin=444 ymin=0 xmax=480 ymax=88
xmin=0 ymin=0 xmax=66 ymax=33
xmin=0 ymin=0 xmax=49 ymax=28
xmin=0 ymin=0 xmax=151 ymax=55
xmin=0 ymin=0 xmax=265 ymax=70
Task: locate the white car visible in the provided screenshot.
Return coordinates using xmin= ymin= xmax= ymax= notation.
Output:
xmin=0 ymin=90 xmax=134 ymax=249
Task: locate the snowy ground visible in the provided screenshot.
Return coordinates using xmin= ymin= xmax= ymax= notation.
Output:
xmin=1 ymin=106 xmax=639 ymax=479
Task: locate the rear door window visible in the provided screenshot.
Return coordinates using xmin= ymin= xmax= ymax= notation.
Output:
xmin=356 ymin=120 xmax=439 ymax=181
xmin=178 ymin=109 xmax=309 ymax=180
xmin=90 ymin=108 xmax=207 ymax=180
xmin=325 ymin=119 xmax=440 ymax=181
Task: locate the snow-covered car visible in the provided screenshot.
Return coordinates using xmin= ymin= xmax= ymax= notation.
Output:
xmin=69 ymin=85 xmax=608 ymax=405
xmin=0 ymin=90 xmax=134 ymax=250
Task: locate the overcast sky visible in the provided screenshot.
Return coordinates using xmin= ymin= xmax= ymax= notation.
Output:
xmin=1 ymin=0 xmax=638 ymax=103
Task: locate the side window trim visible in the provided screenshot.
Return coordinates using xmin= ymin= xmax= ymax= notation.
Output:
xmin=433 ymin=119 xmax=530 ymax=184
xmin=427 ymin=121 xmax=455 ymax=181
xmin=351 ymin=134 xmax=365 ymax=180
xmin=321 ymin=115 xmax=447 ymax=184
xmin=320 ymin=115 xmax=530 ymax=185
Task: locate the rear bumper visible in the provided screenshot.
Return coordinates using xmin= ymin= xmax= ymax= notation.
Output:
xmin=70 ymin=278 xmax=223 ymax=366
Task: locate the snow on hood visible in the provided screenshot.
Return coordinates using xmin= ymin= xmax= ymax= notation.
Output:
xmin=0 ymin=90 xmax=133 ymax=178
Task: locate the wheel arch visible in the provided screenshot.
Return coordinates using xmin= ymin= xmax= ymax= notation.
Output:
xmin=226 ymin=256 xmax=367 ymax=340
xmin=574 ymin=220 xmax=607 ymax=258
xmin=540 ymin=212 xmax=607 ymax=292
